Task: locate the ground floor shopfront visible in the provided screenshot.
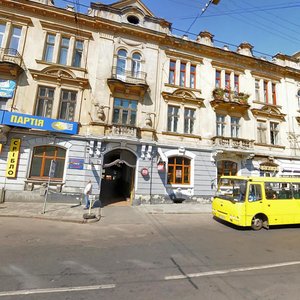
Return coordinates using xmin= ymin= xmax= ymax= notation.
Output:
xmin=1 ymin=129 xmax=300 ymax=205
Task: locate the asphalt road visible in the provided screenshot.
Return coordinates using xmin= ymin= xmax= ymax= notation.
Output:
xmin=1 ymin=212 xmax=300 ymax=300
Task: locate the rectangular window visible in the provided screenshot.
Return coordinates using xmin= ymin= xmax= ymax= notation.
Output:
xmin=190 ymin=65 xmax=196 ymax=89
xmin=255 ymin=79 xmax=260 ymax=100
xmin=0 ymin=24 xmax=5 ymax=47
xmin=72 ymin=39 xmax=83 ymax=67
xmin=263 ymin=80 xmax=268 ymax=103
xmin=270 ymin=122 xmax=279 ymax=145
xmin=257 ymin=120 xmax=267 ymax=144
xmin=35 ymin=86 xmax=54 ymax=118
xmin=167 ymin=105 xmax=179 ymax=132
xmin=58 ymin=37 xmax=70 ymax=65
xmin=271 ymin=83 xmax=276 ymax=105
xmin=59 ymin=90 xmax=77 ymax=121
xmin=8 ymin=26 xmax=21 ymax=53
xmin=231 ymin=117 xmax=240 ymax=138
xmin=169 ymin=60 xmax=176 ymax=85
xmin=179 ymin=62 xmax=186 ymax=87
xmin=167 ymin=157 xmax=191 ymax=185
xmin=112 ymin=98 xmax=137 ymax=126
xmin=216 ymin=114 xmax=225 ymax=136
xmin=225 ymin=72 xmax=231 ymax=91
xmin=44 ymin=33 xmax=55 ymax=62
xmin=215 ymin=70 xmax=221 ymax=88
xmin=184 ymin=108 xmax=195 ymax=134
xmin=234 ymin=74 xmax=239 ymax=94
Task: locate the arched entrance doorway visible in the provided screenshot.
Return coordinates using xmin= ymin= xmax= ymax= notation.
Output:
xmin=100 ymin=149 xmax=136 ymax=206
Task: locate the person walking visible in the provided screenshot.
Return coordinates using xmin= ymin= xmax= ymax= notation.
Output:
xmin=84 ymin=180 xmax=92 ymax=209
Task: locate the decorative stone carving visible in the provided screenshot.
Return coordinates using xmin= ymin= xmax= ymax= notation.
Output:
xmin=145 ymin=113 xmax=152 ymax=128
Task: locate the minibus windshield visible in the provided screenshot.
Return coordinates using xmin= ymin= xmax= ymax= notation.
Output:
xmin=216 ymin=178 xmax=247 ymax=202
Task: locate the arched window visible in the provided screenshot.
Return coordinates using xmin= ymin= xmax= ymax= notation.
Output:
xmin=132 ymin=52 xmax=141 ymax=78
xmin=217 ymin=160 xmax=237 ymax=181
xmin=167 ymin=156 xmax=191 ymax=185
xmin=29 ymin=146 xmax=66 ymax=180
xmin=116 ymin=49 xmax=127 ymax=80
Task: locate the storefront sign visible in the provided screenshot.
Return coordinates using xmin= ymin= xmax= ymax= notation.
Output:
xmin=260 ymin=165 xmax=279 ymax=172
xmin=68 ymin=158 xmax=84 ymax=170
xmin=6 ymin=138 xmax=21 ymax=178
xmin=0 ymin=110 xmax=78 ymax=135
xmin=141 ymin=168 xmax=149 ymax=176
xmin=0 ymin=80 xmax=16 ymax=98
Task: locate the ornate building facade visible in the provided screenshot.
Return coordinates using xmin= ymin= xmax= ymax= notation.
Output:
xmin=0 ymin=0 xmax=300 ymax=205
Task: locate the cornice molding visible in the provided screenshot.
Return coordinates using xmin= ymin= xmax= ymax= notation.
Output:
xmin=251 ymin=105 xmax=286 ymax=121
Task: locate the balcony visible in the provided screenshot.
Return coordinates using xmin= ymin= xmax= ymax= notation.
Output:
xmin=210 ymin=88 xmax=250 ymax=113
xmin=212 ymin=136 xmax=254 ymax=150
xmin=0 ymin=48 xmax=26 ymax=76
xmin=107 ymin=67 xmax=149 ymax=97
xmin=105 ymin=124 xmax=140 ymax=139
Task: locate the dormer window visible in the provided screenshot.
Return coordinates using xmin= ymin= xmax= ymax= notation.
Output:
xmin=127 ymin=15 xmax=140 ymax=25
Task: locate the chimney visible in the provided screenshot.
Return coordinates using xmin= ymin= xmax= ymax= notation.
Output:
xmin=237 ymin=42 xmax=253 ymax=57
xmin=196 ymin=31 xmax=214 ymax=46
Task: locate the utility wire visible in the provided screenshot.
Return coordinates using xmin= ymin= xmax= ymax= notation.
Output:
xmin=184 ymin=0 xmax=215 ymax=34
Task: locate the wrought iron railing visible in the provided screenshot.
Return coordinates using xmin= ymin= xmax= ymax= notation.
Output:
xmin=0 ymin=47 xmax=26 ymax=70
xmin=111 ymin=66 xmax=147 ymax=85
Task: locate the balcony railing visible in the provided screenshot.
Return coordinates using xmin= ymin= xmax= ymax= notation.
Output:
xmin=0 ymin=48 xmax=26 ymax=71
xmin=111 ymin=66 xmax=147 ymax=85
xmin=212 ymin=136 xmax=254 ymax=149
xmin=107 ymin=124 xmax=139 ymax=138
xmin=212 ymin=88 xmax=250 ymax=104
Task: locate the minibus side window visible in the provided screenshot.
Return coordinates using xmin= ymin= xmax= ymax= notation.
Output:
xmin=248 ymin=184 xmax=262 ymax=202
xmin=292 ymin=183 xmax=300 ymax=199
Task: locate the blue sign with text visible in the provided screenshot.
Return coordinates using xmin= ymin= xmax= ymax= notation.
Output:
xmin=0 ymin=110 xmax=78 ymax=135
xmin=68 ymin=158 xmax=84 ymax=170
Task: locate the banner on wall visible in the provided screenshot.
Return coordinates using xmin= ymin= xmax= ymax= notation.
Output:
xmin=6 ymin=138 xmax=21 ymax=178
xmin=0 ymin=110 xmax=78 ymax=135
xmin=0 ymin=80 xmax=16 ymax=98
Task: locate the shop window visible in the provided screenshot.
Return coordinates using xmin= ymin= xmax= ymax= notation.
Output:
xmin=35 ymin=86 xmax=54 ymax=118
xmin=217 ymin=160 xmax=237 ymax=180
xmin=44 ymin=33 xmax=55 ymax=62
xmin=59 ymin=89 xmax=77 ymax=121
xmin=112 ymin=98 xmax=137 ymax=126
xmin=29 ymin=146 xmax=66 ymax=180
xmin=167 ymin=156 xmax=191 ymax=185
xmin=72 ymin=39 xmax=83 ymax=67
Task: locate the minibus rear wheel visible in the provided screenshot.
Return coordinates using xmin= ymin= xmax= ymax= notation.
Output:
xmin=251 ymin=216 xmax=263 ymax=230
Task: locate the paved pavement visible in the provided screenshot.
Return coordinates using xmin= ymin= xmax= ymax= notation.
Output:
xmin=0 ymin=201 xmax=212 ymax=224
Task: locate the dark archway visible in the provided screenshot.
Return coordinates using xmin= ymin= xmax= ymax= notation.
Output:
xmin=100 ymin=149 xmax=136 ymax=206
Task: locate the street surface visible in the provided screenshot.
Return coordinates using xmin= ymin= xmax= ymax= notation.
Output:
xmin=1 ymin=211 xmax=300 ymax=299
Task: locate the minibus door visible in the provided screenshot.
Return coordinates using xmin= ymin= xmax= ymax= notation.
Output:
xmin=246 ymin=183 xmax=264 ymax=223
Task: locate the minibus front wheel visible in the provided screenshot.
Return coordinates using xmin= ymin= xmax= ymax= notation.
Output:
xmin=251 ymin=214 xmax=267 ymax=231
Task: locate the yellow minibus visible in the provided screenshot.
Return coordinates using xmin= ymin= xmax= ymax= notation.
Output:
xmin=212 ymin=176 xmax=300 ymax=230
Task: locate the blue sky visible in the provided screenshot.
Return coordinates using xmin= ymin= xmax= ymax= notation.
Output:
xmin=54 ymin=0 xmax=300 ymax=58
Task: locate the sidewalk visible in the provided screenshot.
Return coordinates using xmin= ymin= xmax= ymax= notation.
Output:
xmin=0 ymin=201 xmax=212 ymax=224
